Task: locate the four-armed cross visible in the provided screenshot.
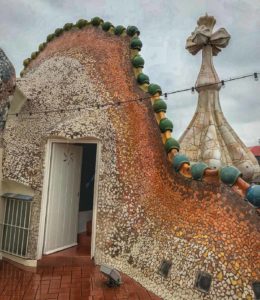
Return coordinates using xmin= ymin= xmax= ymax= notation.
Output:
xmin=186 ymin=14 xmax=230 ymax=91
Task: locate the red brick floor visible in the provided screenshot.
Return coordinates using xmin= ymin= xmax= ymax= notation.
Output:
xmin=0 ymin=232 xmax=161 ymax=299
xmin=37 ymin=233 xmax=93 ymax=267
xmin=41 ymin=233 xmax=92 ymax=258
xmin=0 ymin=259 xmax=162 ymax=300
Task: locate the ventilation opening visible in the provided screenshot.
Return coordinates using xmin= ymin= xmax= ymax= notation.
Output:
xmin=0 ymin=194 xmax=32 ymax=257
xmin=194 ymin=271 xmax=212 ymax=293
xmin=252 ymin=281 xmax=260 ymax=300
xmin=158 ymin=259 xmax=172 ymax=278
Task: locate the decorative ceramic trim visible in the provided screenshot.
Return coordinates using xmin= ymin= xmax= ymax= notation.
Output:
xmin=19 ymin=17 xmax=260 ymax=209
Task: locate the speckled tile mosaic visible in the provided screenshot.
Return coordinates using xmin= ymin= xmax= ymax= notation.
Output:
xmin=1 ymin=25 xmax=259 ymax=300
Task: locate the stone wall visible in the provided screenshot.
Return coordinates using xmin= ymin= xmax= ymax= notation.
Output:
xmin=2 ymin=26 xmax=259 ymax=299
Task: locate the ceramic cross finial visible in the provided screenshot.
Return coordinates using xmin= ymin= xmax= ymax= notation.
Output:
xmin=186 ymin=14 xmax=230 ymax=91
xmin=179 ymin=15 xmax=260 ymax=180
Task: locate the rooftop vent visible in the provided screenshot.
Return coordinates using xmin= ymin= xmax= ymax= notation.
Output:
xmin=158 ymin=260 xmax=172 ymax=278
xmin=194 ymin=271 xmax=212 ymax=293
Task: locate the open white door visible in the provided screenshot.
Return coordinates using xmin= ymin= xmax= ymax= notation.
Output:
xmin=44 ymin=143 xmax=83 ymax=255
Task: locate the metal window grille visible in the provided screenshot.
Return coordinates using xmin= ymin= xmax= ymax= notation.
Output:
xmin=0 ymin=193 xmax=32 ymax=258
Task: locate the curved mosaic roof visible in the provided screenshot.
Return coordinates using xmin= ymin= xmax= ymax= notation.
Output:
xmin=20 ymin=17 xmax=260 ymax=209
xmin=0 ymin=48 xmax=16 ymax=103
xmin=0 ymin=48 xmax=15 ymax=83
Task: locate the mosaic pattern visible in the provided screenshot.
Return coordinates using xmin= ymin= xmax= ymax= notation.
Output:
xmin=0 ymin=49 xmax=15 ymax=85
xmin=0 ymin=48 xmax=16 ymax=137
xmin=18 ymin=16 xmax=260 ymax=202
xmin=180 ymin=15 xmax=260 ymax=181
xmin=1 ymin=23 xmax=259 ymax=300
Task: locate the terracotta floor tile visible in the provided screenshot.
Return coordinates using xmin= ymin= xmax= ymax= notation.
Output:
xmin=23 ymin=290 xmax=38 ymax=297
xmin=0 ymin=236 xmax=162 ymax=300
xmin=103 ymin=288 xmax=117 ymax=300
xmin=48 ymin=288 xmax=60 ymax=294
xmin=70 ymin=287 xmax=81 ymax=293
xmin=51 ymin=276 xmax=61 ymax=280
xmin=70 ymin=291 xmax=81 ymax=297
xmin=61 ymin=276 xmax=71 ymax=283
xmin=49 ymin=286 xmax=60 ymax=291
xmin=126 ymin=292 xmax=139 ymax=300
xmin=57 ymin=287 xmax=70 ymax=294
xmin=35 ymin=294 xmax=57 ymax=300
xmin=82 ymin=290 xmax=91 ymax=297
xmin=92 ymin=296 xmax=105 ymax=300
xmin=71 ymin=277 xmax=81 ymax=283
xmin=57 ymin=295 xmax=69 ymax=300
xmin=45 ymin=293 xmax=58 ymax=298
xmin=38 ymin=287 xmax=49 ymax=294
xmin=60 ymin=283 xmax=71 ymax=288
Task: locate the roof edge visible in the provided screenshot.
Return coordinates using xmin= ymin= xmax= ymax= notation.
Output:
xmin=19 ymin=16 xmax=260 ymax=210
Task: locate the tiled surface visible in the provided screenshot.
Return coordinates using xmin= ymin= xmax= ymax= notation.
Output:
xmin=0 ymin=260 xmax=161 ymax=300
xmin=37 ymin=232 xmax=91 ymax=267
xmin=44 ymin=233 xmax=91 ymax=257
xmin=4 ymin=24 xmax=259 ymax=300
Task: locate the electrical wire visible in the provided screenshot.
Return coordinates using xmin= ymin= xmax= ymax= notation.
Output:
xmin=6 ymin=72 xmax=259 ymax=119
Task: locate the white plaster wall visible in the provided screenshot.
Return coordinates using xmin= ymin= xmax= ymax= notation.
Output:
xmin=2 ymin=180 xmax=34 ymax=196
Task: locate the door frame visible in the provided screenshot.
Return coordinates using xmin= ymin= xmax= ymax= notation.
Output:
xmin=37 ymin=138 xmax=101 ymax=260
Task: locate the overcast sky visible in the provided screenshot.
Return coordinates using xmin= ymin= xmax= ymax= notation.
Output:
xmin=1 ymin=0 xmax=259 ymax=146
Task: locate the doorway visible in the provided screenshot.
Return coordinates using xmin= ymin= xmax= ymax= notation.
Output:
xmin=38 ymin=139 xmax=99 ymax=259
xmin=77 ymin=144 xmax=97 ymax=255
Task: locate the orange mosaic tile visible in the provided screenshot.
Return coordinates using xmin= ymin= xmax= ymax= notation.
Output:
xmin=2 ymin=22 xmax=259 ymax=300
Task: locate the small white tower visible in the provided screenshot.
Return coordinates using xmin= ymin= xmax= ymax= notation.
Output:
xmin=179 ymin=14 xmax=260 ymax=181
